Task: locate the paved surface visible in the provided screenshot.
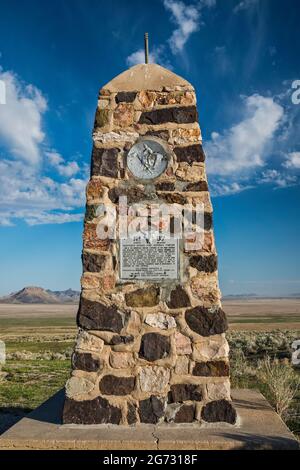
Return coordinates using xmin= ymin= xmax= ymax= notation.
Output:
xmin=0 ymin=389 xmax=298 ymax=450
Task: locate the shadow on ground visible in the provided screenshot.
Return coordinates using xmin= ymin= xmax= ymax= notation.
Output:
xmin=0 ymin=406 xmax=32 ymax=435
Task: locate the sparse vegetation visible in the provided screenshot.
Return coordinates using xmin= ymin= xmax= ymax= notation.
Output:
xmin=0 ymin=304 xmax=299 ymax=438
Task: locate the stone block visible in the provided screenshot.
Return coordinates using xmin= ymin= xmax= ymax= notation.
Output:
xmin=185 ymin=306 xmax=228 ymax=337
xmin=63 ymin=396 xmax=122 ymax=424
xmin=139 ymin=333 xmax=171 ymax=361
xmin=138 ymin=396 xmax=165 ymax=424
xmin=174 ymin=145 xmax=205 ymax=164
xmin=125 ymin=287 xmax=160 ymax=308
xmin=201 ymin=399 xmax=237 ymax=424
xmin=138 ymin=366 xmax=170 ymax=393
xmin=139 ymin=106 xmax=198 ymax=125
xmin=77 ymin=297 xmax=126 ymax=333
xmin=99 ymin=375 xmax=135 ymax=395
xmin=192 ymin=360 xmax=229 ymax=377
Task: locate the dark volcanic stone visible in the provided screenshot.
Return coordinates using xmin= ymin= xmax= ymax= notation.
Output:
xmin=183 ymin=211 xmax=213 ymax=230
xmin=115 ymin=92 xmax=137 ymax=103
xmin=189 ymin=254 xmax=218 ymax=273
xmin=167 ymin=285 xmax=190 ymax=309
xmin=155 ymin=181 xmax=175 ymax=192
xmin=139 ymin=333 xmax=171 ymax=362
xmin=125 ymin=287 xmax=160 ymax=308
xmin=174 ymin=404 xmax=195 ymax=423
xmin=204 ymin=212 xmax=213 ymax=230
xmin=174 ymin=144 xmax=205 ymax=164
xmin=77 ymin=297 xmax=126 ymax=333
xmin=139 ymin=396 xmax=165 ymax=424
xmin=193 ymin=361 xmax=230 ymax=377
xmin=72 ymin=352 xmax=101 ymax=372
xmin=63 ymin=396 xmax=122 ymax=424
xmin=185 ymin=306 xmax=228 ymax=336
xmin=109 ymin=335 xmax=134 ymax=345
xmin=201 ymin=399 xmax=237 ymax=424
xmin=127 ymin=402 xmax=138 ymax=425
xmin=108 ymin=186 xmax=145 ymax=204
xmin=99 ymin=375 xmax=135 ymax=396
xmin=168 ymin=384 xmax=203 ymax=403
xmin=145 ymin=129 xmax=169 ymax=141
xmin=82 ymin=252 xmax=107 ymax=272
xmin=139 ymin=106 xmax=198 ymax=125
xmin=161 ymin=193 xmax=187 ymax=204
xmin=183 ymin=181 xmax=208 ymax=192
xmin=85 ymin=204 xmax=98 ymax=221
xmin=91 ymin=147 xmax=119 ymax=178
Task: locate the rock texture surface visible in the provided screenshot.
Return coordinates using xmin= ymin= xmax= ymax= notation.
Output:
xmin=63 ymin=63 xmax=235 ymax=425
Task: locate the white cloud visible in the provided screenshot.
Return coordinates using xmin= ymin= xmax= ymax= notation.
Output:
xmin=0 ymin=159 xmax=86 ymax=212
xmin=164 ymin=0 xmax=200 ymax=54
xmin=283 ymin=152 xmax=300 ymax=169
xmin=259 ymin=169 xmax=297 ymax=188
xmin=233 ymin=0 xmax=258 ymax=14
xmin=126 ymin=0 xmax=215 ymax=65
xmin=205 ymin=94 xmax=284 ymax=176
xmin=210 ymin=181 xmax=253 ymax=197
xmin=126 ymin=46 xmax=168 ymax=67
xmin=0 ymin=69 xmax=47 ymax=164
xmin=0 ymin=66 xmax=87 ymax=226
xmin=46 ymin=151 xmax=80 ymax=177
xmin=20 ymin=211 xmax=83 ymax=226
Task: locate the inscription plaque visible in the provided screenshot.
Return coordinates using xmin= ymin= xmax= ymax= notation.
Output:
xmin=120 ymin=236 xmax=179 ymax=280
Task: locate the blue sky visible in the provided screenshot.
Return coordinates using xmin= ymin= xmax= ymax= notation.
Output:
xmin=0 ymin=0 xmax=299 ymax=296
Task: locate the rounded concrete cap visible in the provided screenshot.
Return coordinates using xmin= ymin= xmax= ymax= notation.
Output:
xmin=102 ymin=63 xmax=193 ymax=92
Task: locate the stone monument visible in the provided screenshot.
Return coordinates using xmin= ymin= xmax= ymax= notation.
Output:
xmin=62 ymin=61 xmax=237 ymax=426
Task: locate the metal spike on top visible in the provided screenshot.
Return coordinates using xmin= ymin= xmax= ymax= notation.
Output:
xmin=144 ymin=33 xmax=149 ymax=64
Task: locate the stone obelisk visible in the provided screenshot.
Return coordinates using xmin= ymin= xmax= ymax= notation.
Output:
xmin=63 ymin=62 xmax=237 ymax=425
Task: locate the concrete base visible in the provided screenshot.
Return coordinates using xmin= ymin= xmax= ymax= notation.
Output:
xmin=0 ymin=389 xmax=298 ymax=450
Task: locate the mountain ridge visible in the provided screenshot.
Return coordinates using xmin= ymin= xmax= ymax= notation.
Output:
xmin=0 ymin=286 xmax=80 ymax=304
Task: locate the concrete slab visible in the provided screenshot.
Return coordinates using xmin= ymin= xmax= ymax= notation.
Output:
xmin=0 ymin=389 xmax=298 ymax=450
xmin=102 ymin=63 xmax=192 ymax=92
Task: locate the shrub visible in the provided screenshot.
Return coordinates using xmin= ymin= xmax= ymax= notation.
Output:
xmin=257 ymin=355 xmax=300 ymax=417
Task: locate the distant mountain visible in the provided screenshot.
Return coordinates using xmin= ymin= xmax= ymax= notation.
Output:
xmin=46 ymin=288 xmax=80 ymax=303
xmin=0 ymin=286 xmax=80 ymax=304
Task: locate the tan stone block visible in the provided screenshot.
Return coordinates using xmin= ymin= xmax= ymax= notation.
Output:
xmin=86 ymin=178 xmax=104 ymax=203
xmin=175 ymin=332 xmax=192 ymax=355
xmin=184 ymin=231 xmax=216 ymax=254
xmin=81 ymin=273 xmax=100 ymax=290
xmin=138 ymin=90 xmax=156 ymax=108
xmin=95 ymin=108 xmax=111 ymax=128
xmin=110 ymin=352 xmax=135 ymax=369
xmin=99 ymin=274 xmax=116 ymax=292
xmin=206 ymin=380 xmax=231 ymax=401
xmin=190 ymin=274 xmax=221 ymax=304
xmin=94 ymin=130 xmax=139 ymax=144
xmin=113 ymin=103 xmax=135 ymax=128
xmin=174 ymin=355 xmax=190 ymax=375
xmin=65 ymin=375 xmax=96 ymax=399
xmin=186 ymin=193 xmax=213 ymax=212
xmin=144 ymin=313 xmax=176 ymax=330
xmin=176 ymin=163 xmax=206 ymax=182
xmin=170 ymin=127 xmax=201 ymax=145
xmin=98 ymin=97 xmax=110 ymax=109
xmin=125 ymin=310 xmax=142 ymax=335
xmin=83 ymin=223 xmax=111 ymax=251
xmin=75 ymin=330 xmax=104 ymax=354
xmin=138 ymin=366 xmax=171 ymax=393
xmin=193 ymin=336 xmax=229 ymax=361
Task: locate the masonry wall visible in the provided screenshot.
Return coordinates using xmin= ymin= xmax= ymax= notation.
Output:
xmin=63 ymin=77 xmax=237 ymax=426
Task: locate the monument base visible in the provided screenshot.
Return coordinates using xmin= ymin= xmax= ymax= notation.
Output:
xmin=0 ymin=389 xmax=298 ymax=450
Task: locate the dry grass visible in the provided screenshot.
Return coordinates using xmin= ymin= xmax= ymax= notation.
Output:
xmin=257 ymin=356 xmax=300 ymax=417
